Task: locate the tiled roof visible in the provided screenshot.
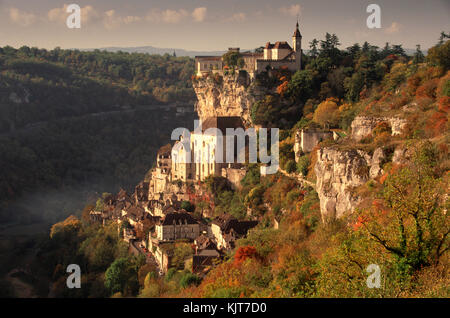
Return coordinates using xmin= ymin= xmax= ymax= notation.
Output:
xmin=157 ymin=143 xmax=172 ymax=155
xmin=213 ymin=214 xmax=258 ymax=236
xmin=273 ymin=41 xmax=292 ymax=50
xmin=160 ymin=212 xmax=198 ymax=226
xmin=200 ymin=116 xmax=244 ymax=133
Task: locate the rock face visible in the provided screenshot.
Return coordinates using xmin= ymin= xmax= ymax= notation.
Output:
xmin=314 ymin=147 xmax=387 ymax=220
xmin=193 ymin=73 xmax=262 ymax=125
xmin=351 ymin=116 xmax=407 ymax=141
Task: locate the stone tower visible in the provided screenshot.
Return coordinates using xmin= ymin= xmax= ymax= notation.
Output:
xmin=292 ymin=21 xmax=302 ymax=70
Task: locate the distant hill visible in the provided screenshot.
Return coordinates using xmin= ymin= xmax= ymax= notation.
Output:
xmin=82 ymin=46 xmax=256 ymax=57
xmin=81 ymin=46 xmax=424 ymax=57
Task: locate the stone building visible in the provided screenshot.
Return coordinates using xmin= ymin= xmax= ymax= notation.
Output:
xmin=172 ymin=116 xmax=245 ymax=182
xmin=211 ymin=214 xmax=258 ymax=250
xmin=150 ymin=144 xmax=173 ymax=198
xmin=195 ymin=22 xmax=302 ymax=77
xmin=294 ymin=129 xmax=334 ymax=157
xmin=155 ymin=211 xmax=200 ymax=241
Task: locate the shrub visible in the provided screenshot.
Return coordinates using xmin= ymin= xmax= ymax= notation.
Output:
xmin=296 ymin=155 xmax=310 ymax=176
xmin=416 ymin=78 xmax=439 ymax=99
xmin=285 ymin=160 xmax=296 ymax=173
xmin=180 ymin=200 xmax=194 ymax=212
xmin=180 ymin=273 xmax=201 ymax=288
xmin=373 ymin=122 xmax=392 ymax=137
xmin=165 ymin=268 xmax=177 ymax=281
xmin=234 ymin=246 xmax=258 ymax=266
xmin=384 ymin=63 xmax=407 ymax=91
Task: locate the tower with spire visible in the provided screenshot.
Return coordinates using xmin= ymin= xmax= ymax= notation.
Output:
xmin=292 ymin=20 xmax=302 ymax=70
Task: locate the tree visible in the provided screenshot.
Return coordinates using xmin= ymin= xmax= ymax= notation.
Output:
xmin=412 ymin=44 xmax=425 ymax=64
xmin=427 ymin=40 xmax=450 ymax=71
xmin=104 ymin=257 xmax=139 ymax=296
xmin=287 ymin=70 xmax=314 ymax=103
xmin=359 ymin=142 xmax=449 ymax=274
xmin=313 ymin=98 xmax=340 ymax=128
xmin=309 ymin=39 xmax=319 ymax=58
xmin=180 ymin=200 xmax=194 ymax=212
xmin=438 ymin=31 xmax=450 ymax=46
xmin=180 ymin=273 xmax=201 ymax=288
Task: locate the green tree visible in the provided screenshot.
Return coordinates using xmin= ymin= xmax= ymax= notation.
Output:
xmin=104 ymin=257 xmax=139 ymax=296
xmin=287 ymin=70 xmax=314 ymax=103
xmin=412 ymin=44 xmax=425 ymax=64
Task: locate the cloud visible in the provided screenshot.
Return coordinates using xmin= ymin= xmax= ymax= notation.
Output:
xmin=279 ymin=4 xmax=301 ymax=17
xmin=9 ymin=7 xmax=37 ymax=27
xmin=227 ymin=12 xmax=246 ymax=23
xmin=47 ymin=5 xmax=100 ymax=25
xmin=146 ymin=8 xmax=189 ymax=24
xmin=103 ymin=9 xmax=141 ymax=30
xmin=162 ymin=9 xmax=188 ymax=23
xmin=385 ymin=22 xmax=401 ymax=34
xmin=192 ymin=7 xmax=207 ymax=22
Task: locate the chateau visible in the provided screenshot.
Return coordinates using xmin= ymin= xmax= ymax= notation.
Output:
xmin=195 ymin=22 xmax=303 ymax=77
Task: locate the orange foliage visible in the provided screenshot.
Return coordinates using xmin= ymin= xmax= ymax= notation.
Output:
xmin=425 ymin=111 xmax=448 ymax=137
xmin=438 ymin=96 xmax=450 ymax=113
xmin=276 ymin=81 xmax=289 ymax=97
xmin=352 ymin=215 xmax=368 ymax=231
xmin=234 ymin=246 xmax=258 ymax=266
xmin=390 ymin=96 xmax=409 ymax=110
xmin=416 ymin=78 xmax=439 ymax=99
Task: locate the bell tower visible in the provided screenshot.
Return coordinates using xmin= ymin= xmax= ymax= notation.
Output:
xmin=292 ymin=20 xmax=302 ymax=70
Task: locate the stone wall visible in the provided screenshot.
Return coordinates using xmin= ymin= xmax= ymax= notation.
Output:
xmin=351 ymin=116 xmax=407 ymax=141
xmin=221 ymin=167 xmax=246 ymax=190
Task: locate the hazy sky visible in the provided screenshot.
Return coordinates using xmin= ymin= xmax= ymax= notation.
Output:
xmin=0 ymin=0 xmax=449 ymax=51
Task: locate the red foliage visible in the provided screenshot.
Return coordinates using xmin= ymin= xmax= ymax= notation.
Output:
xmin=352 ymin=215 xmax=368 ymax=231
xmin=407 ymin=74 xmax=422 ymax=93
xmin=438 ymin=96 xmax=450 ymax=113
xmin=426 ymin=111 xmax=448 ymax=137
xmin=416 ymin=78 xmax=439 ymax=99
xmin=276 ymin=81 xmax=289 ymax=97
xmin=234 ymin=246 xmax=258 ymax=266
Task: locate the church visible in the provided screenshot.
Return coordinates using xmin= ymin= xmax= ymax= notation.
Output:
xmin=195 ymin=22 xmax=303 ymax=77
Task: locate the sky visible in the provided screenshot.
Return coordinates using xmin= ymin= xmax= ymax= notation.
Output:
xmin=0 ymin=0 xmax=449 ymax=51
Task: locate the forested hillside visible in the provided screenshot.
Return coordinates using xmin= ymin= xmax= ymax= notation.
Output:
xmin=25 ymin=33 xmax=449 ymax=299
xmin=0 ymin=47 xmax=195 ymax=224
xmin=0 ymin=46 xmax=194 ymax=132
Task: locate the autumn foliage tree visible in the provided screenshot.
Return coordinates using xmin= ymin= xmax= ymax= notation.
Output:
xmin=234 ymin=246 xmax=258 ymax=266
xmin=359 ymin=142 xmax=449 ymax=273
xmin=313 ymin=97 xmax=340 ymax=128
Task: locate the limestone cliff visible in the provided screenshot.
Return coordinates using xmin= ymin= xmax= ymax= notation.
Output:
xmin=314 ymin=147 xmax=387 ymax=220
xmin=192 ymin=72 xmax=264 ymax=125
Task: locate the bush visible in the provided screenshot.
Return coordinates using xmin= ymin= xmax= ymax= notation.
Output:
xmin=296 ymin=155 xmax=310 ymax=176
xmin=165 ymin=268 xmax=177 ymax=281
xmin=285 ymin=160 xmax=296 ymax=173
xmin=180 ymin=273 xmax=201 ymax=288
xmin=180 ymin=200 xmax=194 ymax=212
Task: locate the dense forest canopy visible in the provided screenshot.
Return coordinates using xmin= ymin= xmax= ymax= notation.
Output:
xmin=0 ymin=47 xmax=196 ymax=224
xmin=0 ymin=46 xmax=195 ymax=132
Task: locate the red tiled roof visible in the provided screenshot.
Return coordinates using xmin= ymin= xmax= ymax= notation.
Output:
xmin=273 ymin=41 xmax=292 ymax=50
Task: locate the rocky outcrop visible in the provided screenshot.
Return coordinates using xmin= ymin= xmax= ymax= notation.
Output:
xmin=351 ymin=116 xmax=407 ymax=141
xmin=193 ymin=73 xmax=264 ymax=125
xmin=314 ymin=147 xmax=387 ymax=220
